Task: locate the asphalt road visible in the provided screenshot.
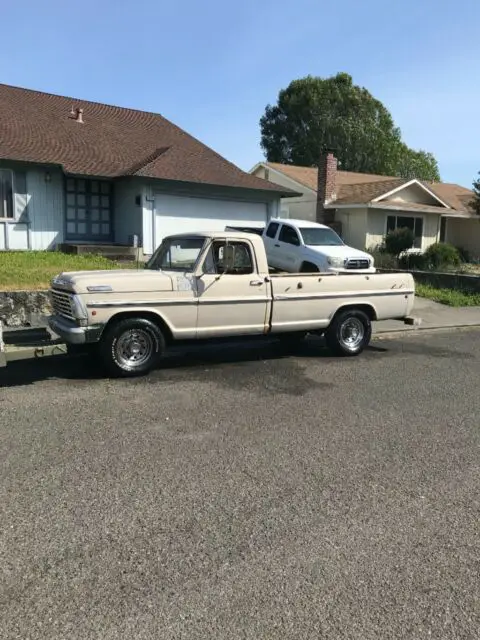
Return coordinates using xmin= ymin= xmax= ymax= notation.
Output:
xmin=1 ymin=330 xmax=479 ymax=639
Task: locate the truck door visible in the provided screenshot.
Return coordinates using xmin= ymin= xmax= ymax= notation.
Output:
xmin=195 ymin=239 xmax=270 ymax=338
xmin=276 ymin=224 xmax=302 ymax=271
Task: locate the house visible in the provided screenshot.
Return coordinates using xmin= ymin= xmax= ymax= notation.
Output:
xmin=250 ymin=155 xmax=479 ymax=256
xmin=0 ymin=84 xmax=297 ymax=254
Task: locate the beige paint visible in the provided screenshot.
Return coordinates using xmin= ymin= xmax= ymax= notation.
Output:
xmin=49 ymin=232 xmax=415 ymax=343
xmin=251 ymin=165 xmax=317 ymax=221
xmin=335 ymin=208 xmax=368 ymax=250
xmin=380 ymin=183 xmax=443 ymax=206
xmin=445 ymin=218 xmax=480 ymax=257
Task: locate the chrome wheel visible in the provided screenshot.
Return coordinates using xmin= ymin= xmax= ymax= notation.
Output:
xmin=115 ymin=329 xmax=154 ymax=368
xmin=339 ymin=317 xmax=365 ymax=352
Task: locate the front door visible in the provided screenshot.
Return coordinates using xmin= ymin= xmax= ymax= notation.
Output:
xmin=276 ymin=223 xmax=302 ymax=271
xmin=195 ymin=239 xmax=270 ymax=338
xmin=65 ymin=178 xmax=112 ymax=241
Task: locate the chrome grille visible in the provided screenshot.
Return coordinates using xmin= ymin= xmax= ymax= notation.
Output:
xmin=345 ymin=259 xmax=370 ymax=270
xmin=50 ymin=289 xmax=74 ymax=320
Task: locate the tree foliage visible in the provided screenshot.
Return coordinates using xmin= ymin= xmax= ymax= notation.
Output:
xmin=260 ymin=73 xmax=440 ymax=181
xmin=472 ymin=172 xmax=480 ymax=215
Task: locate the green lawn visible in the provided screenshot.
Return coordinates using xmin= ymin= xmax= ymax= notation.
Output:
xmin=0 ymin=251 xmax=137 ymax=291
xmin=415 ymin=283 xmax=480 ymax=307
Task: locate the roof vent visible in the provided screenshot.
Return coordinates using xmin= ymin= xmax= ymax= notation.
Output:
xmin=69 ymin=106 xmax=84 ymax=123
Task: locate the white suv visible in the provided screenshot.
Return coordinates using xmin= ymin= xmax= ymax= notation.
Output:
xmin=262 ymin=219 xmax=375 ymax=273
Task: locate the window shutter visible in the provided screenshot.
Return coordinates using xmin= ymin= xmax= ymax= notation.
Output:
xmin=14 ymin=170 xmax=29 ymax=221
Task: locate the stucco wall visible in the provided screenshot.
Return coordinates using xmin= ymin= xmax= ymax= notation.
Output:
xmin=382 ymin=183 xmax=441 ymax=206
xmin=251 ymin=165 xmax=316 ymax=222
xmin=445 ymin=218 xmax=480 ymax=257
xmin=335 ymin=208 xmax=368 ymax=249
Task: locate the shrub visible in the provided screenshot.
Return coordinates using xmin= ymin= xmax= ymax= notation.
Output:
xmin=423 ymin=243 xmax=461 ymax=269
xmin=384 ymin=227 xmax=414 ymax=257
xmin=368 ymin=248 xmax=399 ymax=270
xmin=455 ymin=246 xmax=471 ymax=263
xmin=399 ymin=252 xmax=427 ymax=270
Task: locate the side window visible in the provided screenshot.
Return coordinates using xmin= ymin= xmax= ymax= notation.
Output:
xmin=279 ymin=225 xmax=300 ymax=246
xmin=266 ymin=222 xmax=279 ymax=239
xmin=202 ymin=241 xmax=254 ymax=275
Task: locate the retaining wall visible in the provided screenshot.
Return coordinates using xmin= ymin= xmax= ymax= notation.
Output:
xmin=0 ymin=290 xmax=51 ymax=327
xmin=378 ymin=268 xmax=480 ymax=294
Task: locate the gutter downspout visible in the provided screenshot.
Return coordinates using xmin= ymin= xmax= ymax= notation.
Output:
xmin=144 ymin=187 xmax=155 ymax=254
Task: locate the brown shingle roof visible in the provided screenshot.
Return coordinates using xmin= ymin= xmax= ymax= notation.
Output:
xmin=266 ymin=162 xmax=475 ymax=214
xmin=0 ymin=84 xmax=294 ymax=196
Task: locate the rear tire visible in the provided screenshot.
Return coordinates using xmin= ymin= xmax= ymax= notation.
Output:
xmin=325 ymin=309 xmax=371 ymax=357
xmin=99 ymin=317 xmax=165 ymax=377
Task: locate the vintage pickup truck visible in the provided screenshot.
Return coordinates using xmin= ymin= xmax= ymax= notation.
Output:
xmin=46 ymin=231 xmax=415 ymax=377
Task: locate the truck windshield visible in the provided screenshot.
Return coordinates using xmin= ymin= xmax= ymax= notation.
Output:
xmin=300 ymin=228 xmax=344 ymax=246
xmin=146 ymin=237 xmax=206 ymax=271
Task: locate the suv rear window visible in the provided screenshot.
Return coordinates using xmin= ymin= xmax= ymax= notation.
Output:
xmin=266 ymin=222 xmax=279 ymax=239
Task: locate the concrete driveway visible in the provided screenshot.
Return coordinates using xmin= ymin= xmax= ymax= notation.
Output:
xmin=1 ymin=330 xmax=479 ymax=639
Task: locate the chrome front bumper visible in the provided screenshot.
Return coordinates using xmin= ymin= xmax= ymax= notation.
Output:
xmin=48 ymin=315 xmax=103 ymax=345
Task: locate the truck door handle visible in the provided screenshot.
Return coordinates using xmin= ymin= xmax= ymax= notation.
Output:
xmin=274 ymin=244 xmax=280 ymax=247
xmin=250 ymin=279 xmax=264 ymax=286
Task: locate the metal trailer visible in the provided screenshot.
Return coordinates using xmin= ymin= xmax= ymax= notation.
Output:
xmin=0 ymin=322 xmax=67 ymax=368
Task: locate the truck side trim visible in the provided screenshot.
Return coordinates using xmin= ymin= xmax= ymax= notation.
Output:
xmin=87 ymin=296 xmax=271 ymax=308
xmin=273 ymin=290 xmax=413 ymax=302
xmin=87 ymin=299 xmax=197 ymax=308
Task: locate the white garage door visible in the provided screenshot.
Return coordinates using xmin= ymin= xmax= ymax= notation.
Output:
xmin=152 ymin=194 xmax=268 ymax=253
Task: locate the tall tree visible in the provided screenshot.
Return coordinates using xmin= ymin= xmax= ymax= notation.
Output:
xmin=472 ymin=172 xmax=480 ymax=215
xmin=260 ymin=73 xmax=440 ymax=181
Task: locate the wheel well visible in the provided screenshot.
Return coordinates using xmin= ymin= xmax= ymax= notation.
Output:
xmin=103 ymin=311 xmax=174 ymax=344
xmin=300 ymin=261 xmax=319 ymax=272
xmin=334 ymin=304 xmax=377 ymax=321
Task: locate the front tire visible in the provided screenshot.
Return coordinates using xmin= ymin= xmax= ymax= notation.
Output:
xmin=99 ymin=317 xmax=165 ymax=377
xmin=325 ymin=309 xmax=371 ymax=357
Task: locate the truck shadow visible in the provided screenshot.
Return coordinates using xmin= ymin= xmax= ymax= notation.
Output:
xmin=0 ymin=336 xmax=369 ymax=389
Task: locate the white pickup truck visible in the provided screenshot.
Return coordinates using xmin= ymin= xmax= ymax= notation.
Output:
xmin=46 ymin=231 xmax=415 ymax=377
xmin=262 ymin=218 xmax=375 ymax=273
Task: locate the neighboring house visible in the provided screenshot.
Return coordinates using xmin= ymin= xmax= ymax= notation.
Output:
xmin=250 ymin=156 xmax=479 ymax=256
xmin=0 ymin=84 xmax=296 ymax=254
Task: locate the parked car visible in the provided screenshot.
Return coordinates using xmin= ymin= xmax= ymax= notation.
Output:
xmin=46 ymin=231 xmax=414 ymax=377
xmin=262 ymin=219 xmax=375 ymax=273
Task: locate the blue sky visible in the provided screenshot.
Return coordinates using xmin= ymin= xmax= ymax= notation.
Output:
xmin=1 ymin=0 xmax=478 ymax=187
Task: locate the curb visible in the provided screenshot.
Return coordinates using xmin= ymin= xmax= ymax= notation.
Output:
xmin=374 ymin=323 xmax=480 ymax=337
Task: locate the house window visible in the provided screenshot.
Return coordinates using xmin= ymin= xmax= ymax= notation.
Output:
xmin=0 ymin=170 xmax=14 ymax=219
xmin=440 ymin=217 xmax=447 ymax=243
xmin=386 ymin=215 xmax=423 ymax=249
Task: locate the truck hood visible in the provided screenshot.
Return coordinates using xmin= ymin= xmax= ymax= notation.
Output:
xmin=52 ymin=269 xmax=175 ymax=294
xmin=305 ymin=245 xmax=373 ymax=261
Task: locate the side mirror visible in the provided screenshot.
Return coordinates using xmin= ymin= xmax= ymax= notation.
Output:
xmin=223 ymin=245 xmax=236 ymax=272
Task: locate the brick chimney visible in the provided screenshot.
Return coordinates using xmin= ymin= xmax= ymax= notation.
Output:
xmin=316 ymin=150 xmax=337 ymax=226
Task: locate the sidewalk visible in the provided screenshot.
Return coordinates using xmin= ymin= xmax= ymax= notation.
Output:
xmin=374 ymin=298 xmax=480 ymax=334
